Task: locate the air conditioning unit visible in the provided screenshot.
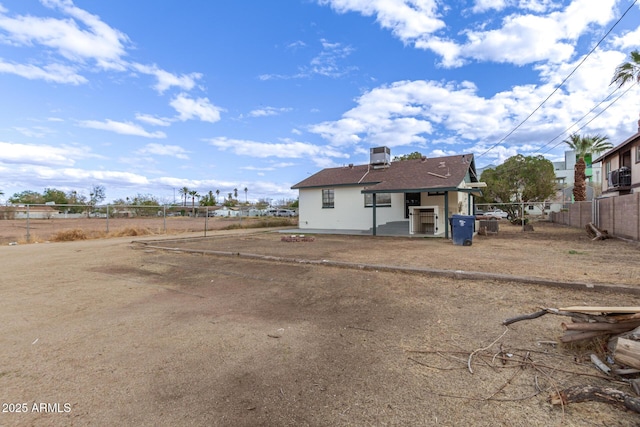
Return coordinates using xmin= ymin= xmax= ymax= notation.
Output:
xmin=609 ymin=167 xmax=631 ymax=188
xmin=370 ymin=146 xmax=390 ymax=166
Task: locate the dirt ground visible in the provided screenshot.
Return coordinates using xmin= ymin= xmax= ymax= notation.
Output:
xmin=1 ymin=221 xmax=640 ymax=426
xmin=0 ymin=216 xmax=277 ymax=245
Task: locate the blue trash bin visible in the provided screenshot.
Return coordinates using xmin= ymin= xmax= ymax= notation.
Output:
xmin=451 ymin=214 xmax=475 ymax=246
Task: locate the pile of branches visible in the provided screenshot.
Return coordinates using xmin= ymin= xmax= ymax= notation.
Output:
xmin=585 ymin=223 xmax=609 ymax=240
xmin=504 ymin=306 xmax=640 ymax=413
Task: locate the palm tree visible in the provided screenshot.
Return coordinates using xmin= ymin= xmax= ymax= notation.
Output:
xmin=188 ymin=190 xmax=199 ymax=216
xmin=215 ymin=189 xmax=220 ymax=205
xmin=611 ymin=50 xmax=640 ymax=88
xmin=179 ymin=187 xmax=189 ymax=207
xmin=563 ymin=133 xmax=613 ymax=201
xmin=233 ymin=188 xmax=238 ymax=200
xmin=244 ymin=187 xmax=248 ymax=203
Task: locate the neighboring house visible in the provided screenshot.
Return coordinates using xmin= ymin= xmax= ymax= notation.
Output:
xmin=553 ymin=149 xmax=602 ymax=204
xmin=546 ymin=149 xmax=602 ymax=211
xmin=4 ymin=205 xmax=60 ymax=219
xmin=594 ymin=127 xmax=640 ymax=197
xmin=291 ymin=147 xmax=484 ymax=238
xmin=214 ymin=206 xmax=241 ymax=217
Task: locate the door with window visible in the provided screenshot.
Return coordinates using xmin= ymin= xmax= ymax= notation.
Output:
xmin=405 ymin=192 xmax=421 ymax=218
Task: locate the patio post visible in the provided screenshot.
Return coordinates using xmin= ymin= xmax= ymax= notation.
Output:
xmin=372 ymin=193 xmax=377 ymax=236
xmin=444 ymin=192 xmax=449 ymax=239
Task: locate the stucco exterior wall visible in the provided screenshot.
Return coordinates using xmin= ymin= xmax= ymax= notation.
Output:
xmin=298 ymin=186 xmax=472 ymax=232
xmin=298 ymin=186 xmax=404 ymax=230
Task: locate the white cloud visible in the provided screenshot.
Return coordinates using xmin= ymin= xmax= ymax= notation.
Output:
xmin=241 ymin=162 xmax=296 ymax=171
xmin=135 ymin=113 xmax=172 ymax=127
xmin=610 ymin=27 xmax=640 ymax=50
xmin=0 ymin=0 xmax=130 ymax=70
xmin=131 ymin=63 xmax=202 ymax=93
xmin=307 ymin=58 xmax=640 ymax=156
xmin=207 ymin=136 xmax=348 ymax=160
xmin=0 ymin=141 xmax=95 ymax=166
xmin=79 ymin=119 xmax=166 ymax=138
xmin=287 ymin=40 xmax=307 ymax=49
xmin=518 ymin=0 xmax=561 ymax=13
xmin=0 ymin=163 xmax=151 ymax=192
xmin=309 ymin=80 xmax=439 ymax=146
xmin=0 ymin=59 xmax=87 ymax=84
xmin=259 ymin=38 xmax=356 ymax=80
xmin=319 ymin=0 xmax=444 ymax=41
xmin=308 ymin=39 xmax=356 ymax=77
xmin=426 ymin=0 xmax=617 ymax=67
xmin=13 ymin=126 xmax=53 ymax=138
xmin=248 ymin=107 xmax=292 ymax=117
xmin=170 ymin=93 xmax=222 ymax=123
xmin=471 ymin=0 xmax=508 ymax=13
xmin=136 ymin=143 xmax=189 ymax=160
xmin=321 ymin=0 xmax=618 ymax=68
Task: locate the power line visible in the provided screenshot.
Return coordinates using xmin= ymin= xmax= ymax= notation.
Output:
xmin=541 ymin=84 xmax=636 ymax=155
xmin=476 ymin=84 xmax=636 ymax=179
xmin=476 ymin=0 xmax=639 ymax=160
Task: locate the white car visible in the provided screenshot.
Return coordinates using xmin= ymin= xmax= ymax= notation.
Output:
xmin=483 ymin=209 xmax=509 ymax=219
xmin=276 ymin=209 xmax=297 ymax=217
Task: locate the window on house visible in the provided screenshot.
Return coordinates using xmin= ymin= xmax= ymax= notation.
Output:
xmin=636 ymin=146 xmax=640 ymax=164
xmin=364 ymin=193 xmax=391 ymax=207
xmin=605 ymin=161 xmax=611 ymax=176
xmin=322 ymin=189 xmax=334 ymax=208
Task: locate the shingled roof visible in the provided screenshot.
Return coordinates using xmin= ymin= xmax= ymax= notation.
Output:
xmin=292 ymin=154 xmax=480 ymax=193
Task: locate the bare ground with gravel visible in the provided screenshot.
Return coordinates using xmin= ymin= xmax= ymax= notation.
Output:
xmin=1 ymin=221 xmax=640 ymax=426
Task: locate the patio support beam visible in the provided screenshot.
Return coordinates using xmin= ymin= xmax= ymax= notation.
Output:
xmin=372 ymin=193 xmax=377 ymax=236
xmin=444 ymin=192 xmax=449 ymax=239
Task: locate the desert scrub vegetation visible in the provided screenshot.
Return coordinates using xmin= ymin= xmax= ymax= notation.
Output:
xmin=49 ymin=227 xmax=158 ymax=242
xmin=50 ymin=229 xmax=89 ymax=241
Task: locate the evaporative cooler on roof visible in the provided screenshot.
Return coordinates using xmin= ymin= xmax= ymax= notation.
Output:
xmin=370 ymin=146 xmax=390 ymax=167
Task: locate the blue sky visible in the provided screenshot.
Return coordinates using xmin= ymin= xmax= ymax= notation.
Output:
xmin=0 ymin=0 xmax=639 ymax=204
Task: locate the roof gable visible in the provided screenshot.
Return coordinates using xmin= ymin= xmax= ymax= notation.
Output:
xmin=593 ymin=132 xmax=640 ymax=163
xmin=292 ymin=154 xmax=478 ymax=192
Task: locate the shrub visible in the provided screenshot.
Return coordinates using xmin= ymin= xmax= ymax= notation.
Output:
xmin=50 ymin=229 xmax=88 ymax=241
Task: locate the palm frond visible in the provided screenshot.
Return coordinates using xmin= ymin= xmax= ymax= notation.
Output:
xmin=611 ymin=50 xmax=640 ymax=88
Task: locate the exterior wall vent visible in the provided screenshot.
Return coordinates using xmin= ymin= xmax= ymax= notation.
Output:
xmin=370 ymin=146 xmax=390 ymax=166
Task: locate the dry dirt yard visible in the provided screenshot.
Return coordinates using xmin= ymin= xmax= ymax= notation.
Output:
xmin=1 ymin=221 xmax=640 ymax=426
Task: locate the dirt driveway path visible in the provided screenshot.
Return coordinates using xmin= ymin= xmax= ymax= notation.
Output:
xmin=1 ymin=223 xmax=639 ymax=426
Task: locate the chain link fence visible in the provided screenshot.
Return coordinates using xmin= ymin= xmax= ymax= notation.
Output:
xmin=0 ymin=204 xmax=296 ymax=244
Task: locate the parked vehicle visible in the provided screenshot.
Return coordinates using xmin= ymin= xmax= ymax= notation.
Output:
xmin=483 ymin=209 xmax=509 ymax=219
xmin=276 ymin=209 xmax=297 ymax=217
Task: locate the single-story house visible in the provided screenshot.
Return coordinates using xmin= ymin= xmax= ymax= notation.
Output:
xmin=593 ymin=127 xmax=640 ymax=197
xmin=213 ymin=206 xmax=241 ymax=217
xmin=2 ymin=205 xmax=60 ymax=219
xmin=291 ymin=147 xmax=485 ymax=237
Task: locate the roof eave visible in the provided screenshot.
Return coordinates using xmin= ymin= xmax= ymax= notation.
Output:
xmin=361 ymin=186 xmax=481 ymax=194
